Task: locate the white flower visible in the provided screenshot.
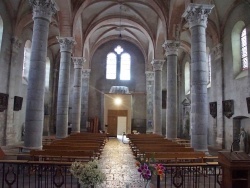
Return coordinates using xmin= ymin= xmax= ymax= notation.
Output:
xmin=70 ymin=160 xmax=106 ymax=186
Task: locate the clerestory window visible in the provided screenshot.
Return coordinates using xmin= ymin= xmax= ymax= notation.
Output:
xmin=241 ymin=28 xmax=248 ymax=70
xmin=106 ymin=45 xmax=131 ymax=80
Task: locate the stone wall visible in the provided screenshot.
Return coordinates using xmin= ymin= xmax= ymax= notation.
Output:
xmin=88 ymin=40 xmax=146 ymax=132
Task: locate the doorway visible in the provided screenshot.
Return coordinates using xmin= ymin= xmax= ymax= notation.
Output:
xmin=107 ymin=110 xmax=127 ymax=137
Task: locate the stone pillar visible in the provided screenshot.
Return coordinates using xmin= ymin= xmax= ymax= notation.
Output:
xmin=151 ymin=60 xmax=164 ymax=135
xmin=81 ymin=69 xmax=91 ymax=131
xmin=71 ymin=57 xmax=85 ymax=133
xmin=211 ymin=44 xmax=224 ymax=148
xmin=24 ymin=0 xmax=56 ymax=149
xmin=56 ymin=37 xmax=75 ymax=139
xmin=6 ymin=37 xmax=22 ymax=145
xmin=162 ymin=40 xmax=180 ymax=139
xmin=145 ymin=71 xmax=154 ymax=133
xmin=183 ymin=3 xmax=214 ymax=151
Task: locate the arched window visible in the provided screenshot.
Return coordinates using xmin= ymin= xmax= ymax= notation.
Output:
xmin=45 ymin=57 xmax=50 ymax=90
xmin=106 ymin=52 xmax=117 ymax=79
xmin=0 ymin=16 xmax=3 ymax=51
xmin=106 ymin=45 xmax=131 ymax=80
xmin=241 ymin=28 xmax=248 ymax=70
xmin=120 ymin=53 xmax=131 ymax=80
xmin=22 ymin=40 xmax=31 ymax=84
xmin=184 ymin=62 xmax=190 ymax=95
xmin=232 ymin=21 xmax=248 ymax=79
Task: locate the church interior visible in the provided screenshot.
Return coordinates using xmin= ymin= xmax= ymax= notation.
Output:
xmin=0 ymin=0 xmax=250 ymax=187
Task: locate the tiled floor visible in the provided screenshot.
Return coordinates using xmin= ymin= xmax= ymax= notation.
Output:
xmin=97 ymin=136 xmax=153 ymax=188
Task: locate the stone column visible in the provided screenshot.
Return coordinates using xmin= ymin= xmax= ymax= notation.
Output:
xmin=182 ymin=3 xmax=214 ymax=151
xmin=71 ymin=57 xmax=85 ymax=133
xmin=151 ymin=60 xmax=164 ymax=135
xmin=162 ymin=40 xmax=180 ymax=139
xmin=6 ymin=37 xmax=22 ymax=145
xmin=81 ymin=69 xmax=91 ymax=131
xmin=211 ymin=44 xmax=224 ymax=148
xmin=56 ymin=37 xmax=75 ymax=139
xmin=145 ymin=71 xmax=154 ymax=133
xmin=24 ymin=0 xmax=56 ymax=149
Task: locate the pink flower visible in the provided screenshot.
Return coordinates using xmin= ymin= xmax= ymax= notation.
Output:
xmin=138 ymin=163 xmax=152 ymax=180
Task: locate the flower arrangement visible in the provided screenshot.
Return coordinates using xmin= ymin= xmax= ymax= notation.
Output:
xmin=70 ymin=160 xmax=106 ymax=187
xmin=136 ymin=156 xmax=166 ymax=184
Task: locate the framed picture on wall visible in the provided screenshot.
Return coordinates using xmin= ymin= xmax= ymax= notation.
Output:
xmin=209 ymin=102 xmax=217 ymax=118
xmin=13 ymin=96 xmax=23 ymax=111
xmin=246 ymin=97 xmax=250 ymax=114
xmin=0 ymin=93 xmax=8 ymax=112
xmin=222 ymin=100 xmax=234 ymax=118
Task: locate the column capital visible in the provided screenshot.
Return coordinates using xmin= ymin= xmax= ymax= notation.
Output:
xmin=211 ymin=43 xmax=223 ymax=61
xmin=29 ymin=0 xmax=56 ymax=22
xmin=182 ymin=3 xmax=214 ymax=28
xmin=162 ymin=40 xmax=180 ymax=56
xmin=82 ymin=69 xmax=91 ymax=79
xmin=145 ymin=71 xmax=154 ymax=81
xmin=151 ymin=59 xmax=164 ymax=71
xmin=72 ymin=57 xmax=86 ymax=69
xmin=11 ymin=37 xmax=22 ymax=53
xmin=57 ymin=37 xmax=76 ymax=53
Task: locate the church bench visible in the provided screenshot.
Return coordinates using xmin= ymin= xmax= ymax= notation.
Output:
xmin=58 ymin=137 xmax=106 ymax=143
xmin=144 ymin=151 xmax=206 ymax=163
xmin=30 ymin=150 xmax=94 ymax=162
xmin=129 ymin=139 xmax=175 ymax=149
xmin=131 ymin=142 xmax=182 ymax=151
xmin=62 ymin=138 xmax=106 ymax=144
xmin=126 ymin=133 xmax=164 ymax=138
xmin=133 ymin=145 xmax=192 ymax=156
xmin=42 ymin=145 xmax=102 ymax=158
xmin=50 ymin=141 xmax=105 ymax=149
xmin=69 ymin=133 xmax=107 ymax=141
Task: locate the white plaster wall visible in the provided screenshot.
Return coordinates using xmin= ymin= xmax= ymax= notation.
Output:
xmin=222 ymin=3 xmax=250 ymax=149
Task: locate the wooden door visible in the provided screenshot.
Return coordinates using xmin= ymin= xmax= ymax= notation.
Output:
xmin=108 ymin=116 xmax=117 ymax=137
xmin=107 ymin=110 xmax=128 ymax=137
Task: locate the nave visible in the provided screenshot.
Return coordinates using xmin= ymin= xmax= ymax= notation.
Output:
xmin=98 ymin=136 xmax=148 ymax=187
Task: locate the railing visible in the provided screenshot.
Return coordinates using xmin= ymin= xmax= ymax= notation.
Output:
xmin=155 ymin=163 xmax=222 ymax=188
xmin=0 ymin=160 xmax=222 ymax=188
xmin=0 ymin=160 xmax=79 ymax=188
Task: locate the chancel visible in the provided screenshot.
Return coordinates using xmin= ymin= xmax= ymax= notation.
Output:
xmin=0 ymin=0 xmax=250 ymax=187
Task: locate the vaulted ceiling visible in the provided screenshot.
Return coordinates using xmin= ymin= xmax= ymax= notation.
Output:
xmin=2 ymin=0 xmax=248 ymax=69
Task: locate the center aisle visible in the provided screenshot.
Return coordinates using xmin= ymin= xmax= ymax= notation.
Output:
xmin=98 ymin=136 xmax=146 ymax=188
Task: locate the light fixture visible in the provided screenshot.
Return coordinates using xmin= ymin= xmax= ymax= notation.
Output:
xmin=114 ymin=97 xmax=122 ymax=105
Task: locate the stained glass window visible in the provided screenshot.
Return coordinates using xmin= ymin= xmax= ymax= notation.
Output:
xmin=120 ymin=53 xmax=131 ymax=80
xmin=241 ymin=28 xmax=248 ymax=70
xmin=0 ymin=16 xmax=3 ymax=51
xmin=106 ymin=45 xmax=131 ymax=80
xmin=106 ymin=52 xmax=117 ymax=79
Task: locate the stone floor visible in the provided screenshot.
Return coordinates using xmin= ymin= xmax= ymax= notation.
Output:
xmin=1 ymin=135 xmax=155 ymax=188
xmin=97 ymin=135 xmax=154 ymax=188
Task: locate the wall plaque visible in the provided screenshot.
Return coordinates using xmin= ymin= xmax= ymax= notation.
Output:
xmin=0 ymin=93 xmax=9 ymax=112
xmin=14 ymin=96 xmax=23 ymax=111
xmin=209 ymin=102 xmax=217 ymax=118
xmin=246 ymin=97 xmax=250 ymax=114
xmin=222 ymin=100 xmax=234 ymax=118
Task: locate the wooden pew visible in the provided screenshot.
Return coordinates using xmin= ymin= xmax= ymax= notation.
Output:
xmin=0 ymin=147 xmax=5 ymax=159
xmin=144 ymin=151 xmax=206 ymax=163
xmin=30 ymin=150 xmax=94 ymax=162
xmin=42 ymin=145 xmax=102 ymax=158
xmin=132 ymin=143 xmax=184 ymax=156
